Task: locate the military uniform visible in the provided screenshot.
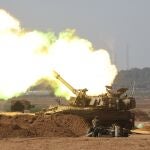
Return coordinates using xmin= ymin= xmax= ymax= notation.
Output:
xmin=92 ymin=117 xmax=100 ymax=128
xmin=87 ymin=116 xmax=101 ymax=137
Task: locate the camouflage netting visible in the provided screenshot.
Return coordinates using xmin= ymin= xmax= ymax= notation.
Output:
xmin=0 ymin=114 xmax=89 ymax=138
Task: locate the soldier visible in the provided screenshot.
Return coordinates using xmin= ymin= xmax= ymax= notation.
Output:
xmin=92 ymin=116 xmax=100 ymax=128
xmin=87 ymin=116 xmax=101 ymax=137
xmin=92 ymin=116 xmax=102 ymax=137
xmin=76 ymin=88 xmax=89 ymax=107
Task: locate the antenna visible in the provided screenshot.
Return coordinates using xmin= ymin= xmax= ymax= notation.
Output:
xmin=126 ymin=45 xmax=129 ymax=70
xmin=130 ymin=81 xmax=135 ymax=97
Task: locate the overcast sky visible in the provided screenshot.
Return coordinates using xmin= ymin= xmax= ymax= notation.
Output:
xmin=0 ymin=0 xmax=150 ymax=70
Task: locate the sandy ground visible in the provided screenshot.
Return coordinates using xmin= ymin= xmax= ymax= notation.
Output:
xmin=0 ymin=101 xmax=149 ymax=150
xmin=0 ymin=135 xmax=150 ymax=150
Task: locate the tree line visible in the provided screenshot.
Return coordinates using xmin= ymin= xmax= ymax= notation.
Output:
xmin=113 ymin=67 xmax=150 ymax=89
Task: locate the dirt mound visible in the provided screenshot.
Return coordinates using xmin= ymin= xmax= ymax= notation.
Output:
xmin=0 ymin=114 xmax=89 ymax=138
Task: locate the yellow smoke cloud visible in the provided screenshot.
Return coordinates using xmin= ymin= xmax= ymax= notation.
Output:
xmin=0 ymin=9 xmax=117 ymax=100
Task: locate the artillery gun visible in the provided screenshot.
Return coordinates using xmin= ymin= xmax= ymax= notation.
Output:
xmin=53 ymin=71 xmax=135 ymax=110
xmin=46 ymin=71 xmax=136 ymax=136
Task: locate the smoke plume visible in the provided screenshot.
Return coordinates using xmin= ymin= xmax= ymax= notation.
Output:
xmin=0 ymin=9 xmax=117 ymax=100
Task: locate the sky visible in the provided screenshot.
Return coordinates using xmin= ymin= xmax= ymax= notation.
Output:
xmin=0 ymin=0 xmax=150 ymax=70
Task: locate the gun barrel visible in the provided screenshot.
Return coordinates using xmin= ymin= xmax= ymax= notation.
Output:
xmin=53 ymin=70 xmax=78 ymax=95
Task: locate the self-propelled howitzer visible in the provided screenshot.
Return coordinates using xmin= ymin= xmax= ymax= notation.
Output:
xmin=53 ymin=71 xmax=136 ymax=111
xmin=47 ymin=71 xmax=136 ymax=135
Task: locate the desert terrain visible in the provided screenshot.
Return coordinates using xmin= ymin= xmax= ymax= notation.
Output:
xmin=0 ymin=135 xmax=150 ymax=150
xmin=0 ymin=98 xmax=149 ymax=150
xmin=0 ymin=112 xmax=149 ymax=150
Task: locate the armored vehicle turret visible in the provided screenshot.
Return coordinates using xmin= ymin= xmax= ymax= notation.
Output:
xmin=53 ymin=71 xmax=136 ymax=110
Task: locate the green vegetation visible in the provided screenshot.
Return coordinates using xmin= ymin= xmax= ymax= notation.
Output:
xmin=114 ymin=68 xmax=150 ymax=88
xmin=113 ymin=68 xmax=150 ymax=98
